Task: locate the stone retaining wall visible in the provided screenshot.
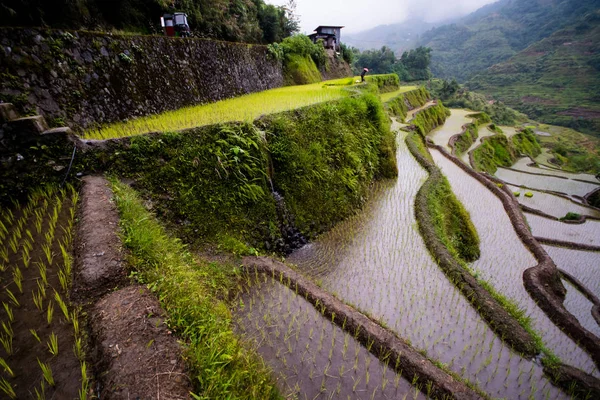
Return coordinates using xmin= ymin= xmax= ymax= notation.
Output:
xmin=0 ymin=28 xmax=283 ymax=131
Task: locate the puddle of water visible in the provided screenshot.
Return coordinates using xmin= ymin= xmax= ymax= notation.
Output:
xmin=508 ymin=185 xmax=600 ymax=219
xmin=562 ymin=280 xmax=600 ymax=338
xmin=428 ymin=109 xmax=474 ymax=151
xmin=510 ymin=158 xmax=600 ymax=185
xmin=525 ymin=213 xmax=600 ymax=247
xmin=288 ymin=128 xmax=566 ymax=399
xmin=495 ymin=167 xmax=599 ymax=197
xmin=233 ymin=275 xmax=427 ymax=400
xmin=543 ymin=245 xmax=600 ymax=295
xmin=431 ymin=149 xmax=599 ymax=377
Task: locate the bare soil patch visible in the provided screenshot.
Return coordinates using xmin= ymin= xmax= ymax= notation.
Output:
xmin=90 ymin=285 xmax=192 ymax=399
xmin=73 ymin=175 xmax=127 ymax=300
xmin=557 ymin=108 xmax=600 ymax=120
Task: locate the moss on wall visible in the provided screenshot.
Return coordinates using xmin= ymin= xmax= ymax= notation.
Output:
xmin=471 ymin=134 xmax=518 ymax=174
xmin=0 ymin=28 xmax=283 ymax=131
xmin=452 ymin=112 xmax=491 ymax=155
xmin=75 ymin=94 xmax=395 ymax=250
xmin=365 ymin=74 xmax=400 ymax=93
xmin=386 ymin=87 xmax=430 ymax=122
xmin=512 ymin=128 xmax=542 ymax=158
xmin=259 ymin=94 xmax=396 ymax=238
xmin=413 ymin=103 xmax=451 ymax=137
xmin=283 ymin=54 xmax=322 ymax=86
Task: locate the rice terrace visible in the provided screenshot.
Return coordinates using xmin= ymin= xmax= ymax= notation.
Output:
xmin=1 ymin=0 xmax=600 ymax=399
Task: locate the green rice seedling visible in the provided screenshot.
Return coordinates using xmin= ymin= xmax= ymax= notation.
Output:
xmin=22 ymin=247 xmax=31 ymax=269
xmin=79 ymin=361 xmax=89 ymax=400
xmin=37 ymin=279 xmax=47 ymax=298
xmin=37 ymin=358 xmax=55 ymax=386
xmin=0 ymin=378 xmax=16 ymax=399
xmin=0 ymin=220 xmax=7 ymax=240
xmin=47 ymin=301 xmax=54 ymax=325
xmin=0 ymin=357 xmax=14 ymax=377
xmin=524 ymin=192 xmax=534 ymax=198
xmin=42 ymin=243 xmax=54 ymax=265
xmin=5 ymin=289 xmax=19 ymax=307
xmin=72 ymin=310 xmax=80 ymax=336
xmin=58 ymin=270 xmax=69 ymax=293
xmin=47 ymin=332 xmax=59 ymax=356
xmin=34 ymin=382 xmax=46 ymax=400
xmin=30 ymin=328 xmax=41 ymax=343
xmin=8 ymin=235 xmax=18 ymax=254
xmin=74 ymin=337 xmax=84 ymax=360
xmin=0 ymin=247 xmax=8 ymax=263
xmin=2 ymin=303 xmax=13 ymax=323
xmin=37 ymin=262 xmax=48 ymax=286
xmin=54 ymin=291 xmax=70 ymax=322
xmin=12 ymin=267 xmax=23 ymax=293
xmin=0 ymin=333 xmax=13 ymax=355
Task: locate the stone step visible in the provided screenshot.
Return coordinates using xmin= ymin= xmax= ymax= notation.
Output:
xmin=6 ymin=115 xmax=50 ymax=136
xmin=0 ymin=103 xmax=19 ymax=123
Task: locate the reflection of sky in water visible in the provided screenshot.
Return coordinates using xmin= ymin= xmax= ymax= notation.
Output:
xmin=562 ymin=280 xmax=600 ymax=339
xmin=543 ymin=245 xmax=600 ymax=295
xmin=289 ymin=126 xmax=567 ymax=398
xmin=431 ymin=149 xmax=598 ymax=376
xmin=428 ymin=109 xmax=473 ymax=151
xmin=510 ymin=158 xmax=599 ymax=184
xmin=525 ymin=213 xmax=600 ymax=247
xmin=508 ymin=185 xmax=600 ymax=219
xmin=495 ymin=167 xmax=599 ymax=197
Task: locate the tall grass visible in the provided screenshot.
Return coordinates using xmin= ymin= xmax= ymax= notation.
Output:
xmin=109 ymin=178 xmax=280 ymax=399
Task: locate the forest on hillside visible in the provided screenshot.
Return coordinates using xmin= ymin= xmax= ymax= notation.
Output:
xmin=0 ymin=0 xmax=299 ymax=43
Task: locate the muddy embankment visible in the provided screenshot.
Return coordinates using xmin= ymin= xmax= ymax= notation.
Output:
xmin=75 ymin=176 xmax=192 ymax=399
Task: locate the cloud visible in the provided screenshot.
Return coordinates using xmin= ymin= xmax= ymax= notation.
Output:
xmin=265 ymin=0 xmax=498 ymax=33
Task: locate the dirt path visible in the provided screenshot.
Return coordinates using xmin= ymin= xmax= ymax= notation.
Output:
xmin=75 ymin=176 xmax=192 ymax=399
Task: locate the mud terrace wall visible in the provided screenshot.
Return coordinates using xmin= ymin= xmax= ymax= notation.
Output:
xmin=0 ymin=28 xmax=283 ymax=131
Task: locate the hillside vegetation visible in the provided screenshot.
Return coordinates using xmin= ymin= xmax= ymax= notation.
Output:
xmin=468 ymin=10 xmax=600 ymax=137
xmin=418 ymin=0 xmax=600 ymax=81
xmin=0 ymin=0 xmax=298 ymax=43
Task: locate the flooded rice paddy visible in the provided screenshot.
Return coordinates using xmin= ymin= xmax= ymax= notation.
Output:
xmin=428 ymin=109 xmax=474 ymax=152
xmin=288 ymin=126 xmax=566 ymax=399
xmin=562 ymin=280 xmax=600 ymax=338
xmin=525 ymin=213 xmax=600 ymax=247
xmin=511 ymin=158 xmax=600 ymax=184
xmin=430 ymin=149 xmax=598 ymax=376
xmin=508 ymin=185 xmax=600 ymax=219
xmin=495 ymin=167 xmax=599 ymax=197
xmin=233 ymin=275 xmax=427 ymax=400
xmin=543 ymin=245 xmax=599 ymax=295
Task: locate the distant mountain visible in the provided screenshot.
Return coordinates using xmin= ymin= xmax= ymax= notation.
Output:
xmin=343 ymin=19 xmax=441 ymax=55
xmin=418 ymin=0 xmax=600 ymax=81
xmin=468 ymin=10 xmax=600 ymax=137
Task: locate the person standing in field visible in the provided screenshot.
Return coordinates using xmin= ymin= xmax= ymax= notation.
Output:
xmin=361 ymin=67 xmax=369 ymax=82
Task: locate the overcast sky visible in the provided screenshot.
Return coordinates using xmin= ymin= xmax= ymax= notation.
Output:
xmin=265 ymin=0 xmax=499 ymax=33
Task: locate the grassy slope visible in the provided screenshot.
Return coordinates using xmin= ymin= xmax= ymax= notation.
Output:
xmin=420 ymin=0 xmax=600 ymax=82
xmin=468 ymin=11 xmax=600 ymax=137
xmin=110 ymin=179 xmax=281 ymax=399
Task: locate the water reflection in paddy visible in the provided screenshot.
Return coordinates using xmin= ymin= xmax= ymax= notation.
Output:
xmin=543 ymin=245 xmax=600 ymax=295
xmin=508 ymin=185 xmax=600 ymax=219
xmin=430 ymin=149 xmax=598 ymax=376
xmin=495 ymin=167 xmax=599 ymax=197
xmin=525 ymin=213 xmax=600 ymax=247
xmin=510 ymin=158 xmax=600 ymax=184
xmin=289 ymin=126 xmax=566 ymax=398
xmin=562 ymin=280 xmax=600 ymax=338
xmin=428 ymin=109 xmax=474 ymax=151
